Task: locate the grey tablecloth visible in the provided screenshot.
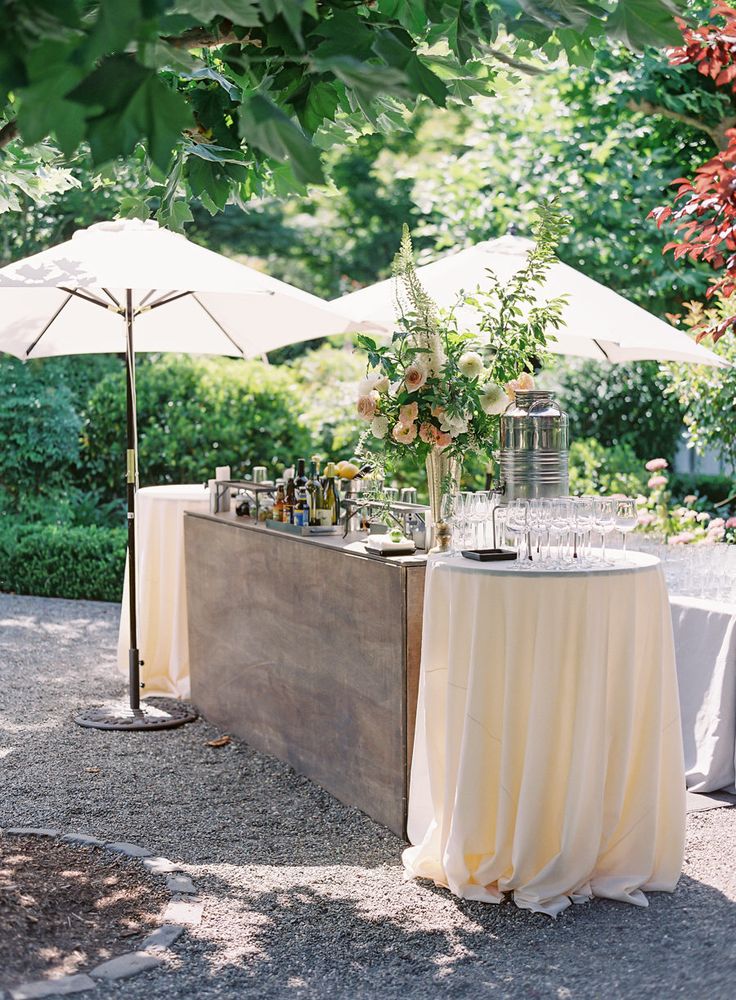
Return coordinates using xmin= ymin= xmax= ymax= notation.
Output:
xmin=671 ymin=595 xmax=736 ymax=793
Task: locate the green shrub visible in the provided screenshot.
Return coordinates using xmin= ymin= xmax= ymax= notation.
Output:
xmin=669 ymin=473 xmax=735 ymax=508
xmin=0 ymin=523 xmax=126 ymax=602
xmin=559 ymin=360 xmax=685 ymax=462
xmin=568 ymin=437 xmax=648 ymax=497
xmin=81 ymin=355 xmax=315 ymax=502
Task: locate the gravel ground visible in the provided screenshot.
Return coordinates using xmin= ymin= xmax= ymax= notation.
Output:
xmin=0 ymin=592 xmax=735 ymax=1000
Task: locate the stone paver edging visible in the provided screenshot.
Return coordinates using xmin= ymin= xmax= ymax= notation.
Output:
xmin=2 ymin=827 xmax=202 ymax=1000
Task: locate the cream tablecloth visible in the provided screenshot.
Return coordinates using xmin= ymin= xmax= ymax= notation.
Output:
xmin=404 ymin=551 xmax=686 ymax=917
xmin=117 ymin=484 xmax=209 ymax=699
xmin=670 ymin=594 xmax=736 ymax=794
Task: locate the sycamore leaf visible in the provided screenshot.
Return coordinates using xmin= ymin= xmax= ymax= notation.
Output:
xmin=239 ymin=93 xmax=324 ymax=184
xmin=177 ymin=1 xmax=261 ymax=25
xmin=607 ymin=0 xmax=682 ymax=50
xmin=372 ymin=29 xmax=447 ymax=105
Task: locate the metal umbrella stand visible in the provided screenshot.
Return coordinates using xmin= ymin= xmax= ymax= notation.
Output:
xmin=73 ymin=290 xmax=197 ymax=730
xmin=0 ymin=219 xmax=362 ymax=733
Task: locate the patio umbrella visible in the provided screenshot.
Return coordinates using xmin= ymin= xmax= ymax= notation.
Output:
xmin=332 ymin=234 xmax=727 ymax=367
xmin=0 ymin=218 xmax=360 ymax=730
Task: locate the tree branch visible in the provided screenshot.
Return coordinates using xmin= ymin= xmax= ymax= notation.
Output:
xmin=162 ymin=21 xmax=260 ymax=50
xmin=0 ymin=120 xmax=18 ymax=150
xmin=484 ymin=47 xmax=548 ymax=77
xmin=627 ymin=99 xmax=736 ymax=150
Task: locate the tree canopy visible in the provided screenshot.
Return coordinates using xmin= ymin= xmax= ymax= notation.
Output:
xmin=0 ymin=0 xmax=689 ymax=228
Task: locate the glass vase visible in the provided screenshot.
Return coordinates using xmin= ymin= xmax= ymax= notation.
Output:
xmin=425 ymin=448 xmax=461 ymax=549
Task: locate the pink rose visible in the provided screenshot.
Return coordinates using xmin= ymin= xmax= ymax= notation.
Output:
xmin=399 ymin=402 xmax=419 ymax=426
xmin=708 ymin=526 xmax=726 ymax=541
xmin=356 ymin=392 xmax=378 ymax=422
xmin=392 ymin=421 xmax=418 ymax=444
xmin=726 ymin=517 xmax=736 ymax=529
xmin=637 ymin=512 xmax=655 ymax=526
xmin=645 ymin=458 xmax=668 ymax=472
xmin=436 ymin=430 xmax=452 ymax=448
xmin=419 ymin=422 xmax=440 ymax=445
xmin=710 ymin=517 xmax=725 ymax=529
xmin=404 ymin=363 xmax=428 ymax=392
xmin=648 ymin=475 xmax=667 ymax=489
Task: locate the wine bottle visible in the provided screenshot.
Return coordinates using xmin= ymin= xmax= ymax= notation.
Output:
xmin=307 ymin=460 xmax=324 ymax=526
xmin=273 ymin=483 xmax=286 ymax=523
xmin=322 ymin=462 xmax=340 ymax=526
xmin=295 ymin=458 xmax=308 ymax=490
xmin=294 ymin=489 xmax=310 ymax=527
xmin=284 ymin=478 xmax=296 ymax=524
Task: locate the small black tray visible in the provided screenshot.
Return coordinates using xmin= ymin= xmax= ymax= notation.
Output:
xmin=461 ymin=548 xmax=518 ymax=562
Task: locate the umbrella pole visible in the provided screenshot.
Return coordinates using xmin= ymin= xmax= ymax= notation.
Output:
xmin=74 ymin=290 xmax=197 ymax=732
xmin=125 ymin=289 xmax=141 ymax=713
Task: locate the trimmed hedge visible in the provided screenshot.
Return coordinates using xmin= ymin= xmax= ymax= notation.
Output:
xmin=0 ymin=523 xmax=126 ymax=603
xmin=669 ymin=473 xmax=735 ymax=508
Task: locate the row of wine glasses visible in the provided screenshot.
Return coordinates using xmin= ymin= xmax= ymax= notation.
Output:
xmin=441 ymin=493 xmax=639 ymax=566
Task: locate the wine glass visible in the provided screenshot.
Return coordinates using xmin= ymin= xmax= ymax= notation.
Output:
xmin=593 ymin=497 xmax=616 ymax=563
xmin=573 ymin=497 xmax=595 ymax=563
xmin=528 ymin=498 xmax=547 ymax=561
xmin=506 ymin=499 xmax=530 ymax=562
xmin=551 ymin=498 xmax=573 ymax=565
xmin=616 ymin=497 xmax=638 ymax=558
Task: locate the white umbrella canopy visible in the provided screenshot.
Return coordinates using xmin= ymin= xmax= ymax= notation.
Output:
xmin=333 ymin=235 xmax=726 ymax=368
xmin=0 ymin=217 xmax=360 ymax=732
xmin=0 ymin=218 xmax=358 ymax=359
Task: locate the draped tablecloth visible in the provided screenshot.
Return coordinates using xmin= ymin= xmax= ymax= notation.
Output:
xmin=117 ymin=484 xmax=210 ymax=699
xmin=403 ymin=551 xmax=686 ymax=917
xmin=670 ymin=594 xmax=736 ymax=794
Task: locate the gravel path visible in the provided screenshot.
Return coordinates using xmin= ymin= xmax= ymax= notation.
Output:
xmin=1 ymin=593 xmax=735 ymax=1000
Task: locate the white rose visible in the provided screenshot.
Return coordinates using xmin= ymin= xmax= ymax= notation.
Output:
xmin=358 ymin=371 xmax=389 ymax=396
xmin=371 ymin=414 xmax=389 ymax=439
xmin=439 ymin=412 xmax=468 ymax=437
xmin=479 ymin=381 xmax=507 ymax=416
xmin=458 ymin=351 xmax=484 ymax=379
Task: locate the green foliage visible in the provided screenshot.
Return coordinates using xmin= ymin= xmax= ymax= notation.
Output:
xmin=664 ymin=297 xmax=736 ymax=469
xmin=668 ymin=473 xmax=735 ymax=508
xmin=81 ymin=355 xmax=315 ymax=500
xmin=0 ymin=355 xmax=81 ymax=509
xmin=0 ymin=1 xmax=689 ymax=227
xmin=568 ymin=437 xmax=648 ymax=496
xmin=558 ymin=358 xmax=685 ymax=461
xmin=0 ymin=523 xmax=126 ymax=602
xmin=287 ymin=344 xmax=364 ymax=455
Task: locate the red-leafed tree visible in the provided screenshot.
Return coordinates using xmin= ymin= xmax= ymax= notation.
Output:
xmin=651 ymin=2 xmax=736 ymax=340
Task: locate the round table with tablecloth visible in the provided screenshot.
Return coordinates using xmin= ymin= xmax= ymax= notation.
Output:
xmin=117 ymin=483 xmax=209 ymax=699
xmin=403 ymin=550 xmax=686 ymax=917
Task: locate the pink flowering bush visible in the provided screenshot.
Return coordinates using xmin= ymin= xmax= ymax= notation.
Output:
xmin=636 ymin=457 xmax=735 ymax=545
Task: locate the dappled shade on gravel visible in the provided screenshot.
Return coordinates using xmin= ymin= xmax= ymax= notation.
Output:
xmin=0 ymin=835 xmax=167 ymax=989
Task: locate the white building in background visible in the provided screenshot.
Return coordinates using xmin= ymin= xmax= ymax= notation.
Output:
xmin=674 ymin=440 xmax=733 ymax=477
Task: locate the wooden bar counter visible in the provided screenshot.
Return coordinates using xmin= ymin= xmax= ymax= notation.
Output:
xmin=183 ymin=510 xmax=426 ymax=836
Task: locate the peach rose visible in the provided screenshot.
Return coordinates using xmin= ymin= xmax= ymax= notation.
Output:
xmin=517 ymin=372 xmax=535 ymax=390
xmin=356 ymin=391 xmax=379 ymax=422
xmin=399 ymin=402 xmax=419 ymax=425
xmin=392 ymin=421 xmax=418 ymax=444
xmin=404 ymin=363 xmax=428 ymax=392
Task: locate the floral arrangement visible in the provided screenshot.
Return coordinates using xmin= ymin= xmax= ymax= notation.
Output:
xmin=354 ymin=204 xmax=569 ymax=478
xmin=634 ymin=457 xmax=734 ymax=544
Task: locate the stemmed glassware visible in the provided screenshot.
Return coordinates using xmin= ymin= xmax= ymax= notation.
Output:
xmin=506 ymin=499 xmax=531 ymax=562
xmin=615 ymin=498 xmax=638 ymax=558
xmin=593 ymin=497 xmax=616 ymax=563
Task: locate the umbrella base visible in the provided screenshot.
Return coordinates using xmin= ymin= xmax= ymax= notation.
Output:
xmin=74 ymin=697 xmax=198 ymax=731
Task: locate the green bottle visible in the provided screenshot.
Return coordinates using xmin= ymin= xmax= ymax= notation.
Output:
xmin=307 ymin=459 xmax=324 ymax=526
xmin=322 ymin=462 xmax=340 ymax=526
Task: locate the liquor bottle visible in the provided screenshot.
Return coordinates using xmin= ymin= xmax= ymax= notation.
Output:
xmin=322 ymin=462 xmax=340 ymax=526
xmin=295 ymin=458 xmax=308 ymax=490
xmin=294 ymin=489 xmax=310 ymax=527
xmin=306 ymin=459 xmax=324 ymax=526
xmin=284 ymin=478 xmax=296 ymax=524
xmin=272 ymin=484 xmax=286 ymax=523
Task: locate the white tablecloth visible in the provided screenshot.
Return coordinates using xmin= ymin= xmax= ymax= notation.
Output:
xmin=404 ymin=551 xmax=686 ymax=917
xmin=670 ymin=594 xmax=736 ymax=794
xmin=117 ymin=484 xmax=210 ymax=699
